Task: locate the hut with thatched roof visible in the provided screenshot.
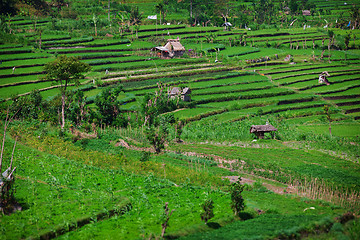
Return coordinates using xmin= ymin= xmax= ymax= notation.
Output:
xmin=169 ymin=87 xmax=191 ymax=102
xmin=152 ymin=38 xmax=185 ymax=59
xmin=250 ymin=124 xmax=277 ymax=139
xmin=318 ymin=71 xmax=330 ymax=85
xmin=302 ymin=10 xmax=311 ymax=16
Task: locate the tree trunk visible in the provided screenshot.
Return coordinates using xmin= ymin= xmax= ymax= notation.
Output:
xmin=328 ymin=40 xmax=331 ymax=63
xmin=190 ymin=0 xmax=193 ymax=18
xmin=61 ymin=93 xmax=65 ymax=129
xmin=108 ymin=0 xmax=110 ymax=22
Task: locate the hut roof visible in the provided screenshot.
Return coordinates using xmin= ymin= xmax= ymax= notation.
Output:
xmin=182 ymin=87 xmax=191 ymax=94
xmin=302 ymin=10 xmax=311 ymax=16
xmin=320 ymin=71 xmax=330 ymax=76
xmin=164 ymin=39 xmax=185 ymax=51
xmin=250 ymin=125 xmax=277 ymax=133
xmin=155 ymin=46 xmax=169 ymax=52
xmin=170 ymin=87 xmax=181 ymax=95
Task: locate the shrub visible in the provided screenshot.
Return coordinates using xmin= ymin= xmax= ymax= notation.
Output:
xmin=230 ymin=178 xmax=245 ymax=217
xmin=140 ymin=151 xmax=151 ymax=162
xmin=200 ymin=199 xmax=214 ymax=224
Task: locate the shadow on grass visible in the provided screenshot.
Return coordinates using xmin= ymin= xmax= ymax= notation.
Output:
xmin=239 ymin=212 xmax=254 ymax=220
xmin=207 ymin=222 xmax=221 ymax=229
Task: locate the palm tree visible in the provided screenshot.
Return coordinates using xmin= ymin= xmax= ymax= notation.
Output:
xmin=155 ymin=3 xmax=166 ymax=25
xmin=327 ymin=30 xmax=334 ymax=63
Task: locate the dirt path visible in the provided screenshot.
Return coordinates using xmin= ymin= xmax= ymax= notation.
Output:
xmin=115 ymin=139 xmax=296 ymax=195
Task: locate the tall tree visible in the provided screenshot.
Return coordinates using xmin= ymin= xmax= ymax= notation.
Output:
xmin=253 ymin=0 xmax=275 ymax=24
xmin=350 ymin=6 xmax=360 ymax=29
xmin=155 ymin=3 xmax=167 ymax=25
xmin=129 ymin=6 xmax=142 ymax=25
xmin=289 ymin=0 xmax=299 ymax=15
xmin=44 ymin=55 xmax=91 ymax=129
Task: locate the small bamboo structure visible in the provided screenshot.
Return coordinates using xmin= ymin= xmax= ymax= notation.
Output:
xmin=0 ymin=110 xmax=20 ymax=214
xmin=250 ymin=124 xmax=277 ymax=139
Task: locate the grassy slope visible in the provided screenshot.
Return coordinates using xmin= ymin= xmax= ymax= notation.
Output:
xmin=0 ymin=123 xmax=347 ymax=239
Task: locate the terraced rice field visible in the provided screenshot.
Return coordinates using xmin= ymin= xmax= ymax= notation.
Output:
xmin=1 ymin=14 xmax=360 ymax=127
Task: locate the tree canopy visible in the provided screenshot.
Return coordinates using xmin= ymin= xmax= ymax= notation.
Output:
xmin=44 ymin=55 xmax=91 ymax=91
xmin=44 ymin=55 xmax=90 ymax=128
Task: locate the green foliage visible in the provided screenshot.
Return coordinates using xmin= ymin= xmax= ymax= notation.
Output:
xmin=145 ymin=117 xmax=169 ymax=153
xmin=44 ymin=55 xmax=91 ymax=89
xmin=0 ymin=0 xmax=18 ymax=16
xmin=94 ymin=85 xmax=125 ymax=126
xmin=200 ymin=198 xmax=214 ymax=224
xmin=140 ymin=151 xmax=151 ymax=162
xmin=230 ymin=178 xmax=245 ymax=217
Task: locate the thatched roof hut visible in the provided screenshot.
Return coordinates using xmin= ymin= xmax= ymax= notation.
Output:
xmin=152 ymin=38 xmax=185 ymax=59
xmin=250 ymin=124 xmax=277 ymax=139
xmin=302 ymin=10 xmax=311 ymax=16
xmin=169 ymin=87 xmax=191 ymax=102
xmin=318 ymin=71 xmax=330 ymax=85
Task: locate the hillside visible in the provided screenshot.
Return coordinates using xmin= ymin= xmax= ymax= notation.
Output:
xmin=1 ymin=0 xmax=360 ymax=239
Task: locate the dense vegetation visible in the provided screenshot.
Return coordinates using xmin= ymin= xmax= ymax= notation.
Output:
xmin=1 ymin=0 xmax=360 ymax=239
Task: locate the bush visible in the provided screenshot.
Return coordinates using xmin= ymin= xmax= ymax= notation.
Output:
xmin=230 ymin=178 xmax=245 ymax=217
xmin=200 ymin=199 xmax=214 ymax=224
xmin=140 ymin=151 xmax=151 ymax=162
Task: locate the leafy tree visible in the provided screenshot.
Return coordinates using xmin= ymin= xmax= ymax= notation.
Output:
xmin=68 ymin=90 xmax=92 ymax=126
xmin=141 ymin=83 xmax=177 ymax=126
xmin=253 ymin=0 xmax=275 ymax=24
xmin=12 ymin=90 xmax=43 ymax=120
xmin=44 ymin=55 xmax=91 ymax=129
xmin=117 ymin=11 xmax=130 ymax=35
xmin=230 ymin=178 xmax=245 ymax=217
xmin=145 ymin=116 xmax=169 ymax=153
xmin=0 ymin=0 xmax=18 ymax=16
xmin=94 ymin=86 xmax=124 ymax=126
xmin=129 ymin=6 xmax=142 ymax=25
xmin=200 ymin=199 xmax=214 ymax=224
xmin=289 ymin=0 xmax=298 ymax=15
xmin=51 ymin=0 xmax=67 ymax=15
xmin=142 ymin=83 xmax=178 ymax=153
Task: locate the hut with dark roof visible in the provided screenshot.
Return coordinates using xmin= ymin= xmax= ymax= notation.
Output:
xmin=169 ymin=87 xmax=191 ymax=102
xmin=250 ymin=124 xmax=277 ymax=139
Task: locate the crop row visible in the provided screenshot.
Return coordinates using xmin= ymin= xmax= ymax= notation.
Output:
xmin=128 ymin=72 xmax=262 ymax=96
xmin=193 ymin=88 xmax=295 ymax=104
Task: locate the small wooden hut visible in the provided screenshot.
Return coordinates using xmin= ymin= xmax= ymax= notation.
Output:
xmin=318 ymin=71 xmax=330 ymax=85
xmin=153 ymin=38 xmax=185 ymax=59
xmin=250 ymin=124 xmax=277 ymax=139
xmin=169 ymin=87 xmax=191 ymax=102
xmin=302 ymin=10 xmax=311 ymax=16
